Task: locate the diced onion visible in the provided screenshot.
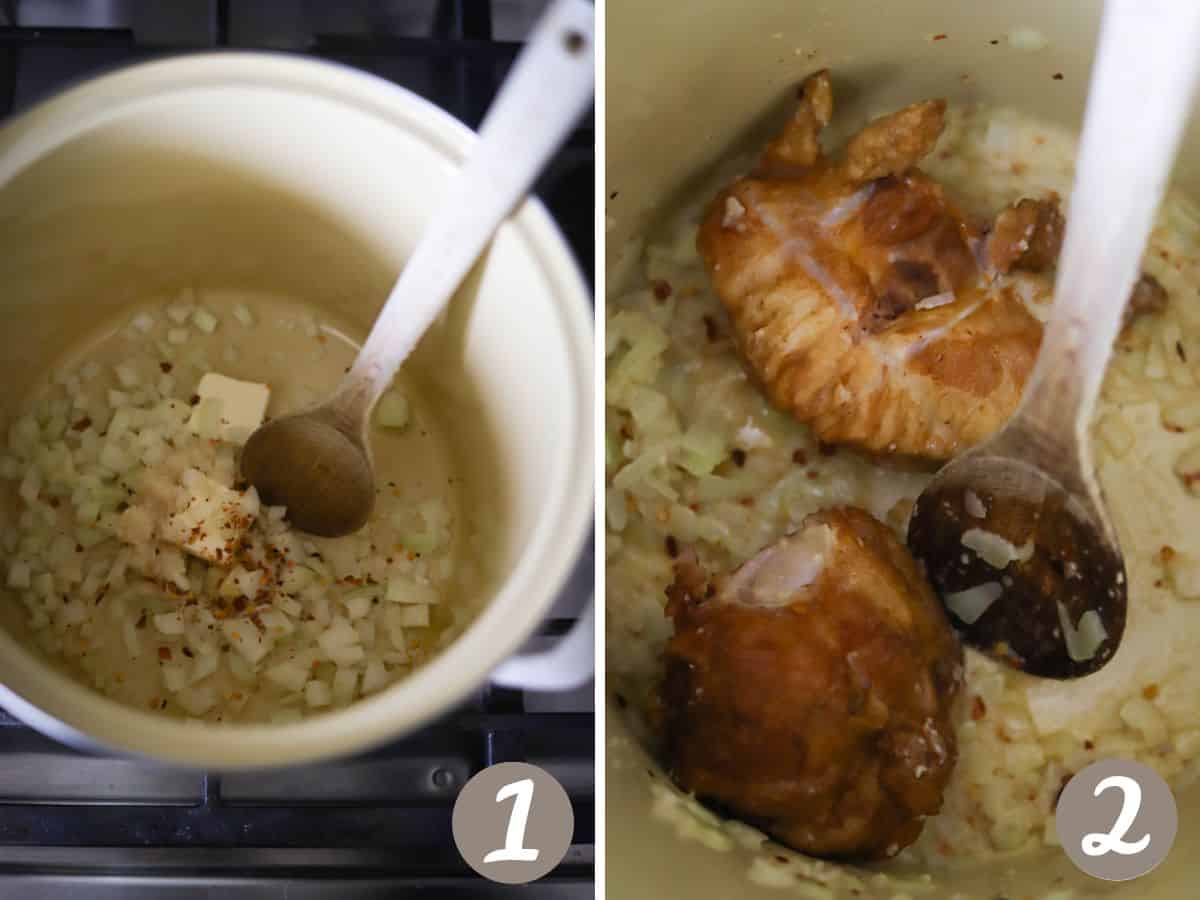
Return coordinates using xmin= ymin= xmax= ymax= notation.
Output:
xmin=362 ymin=660 xmax=388 ymax=694
xmin=376 ymin=392 xmax=410 ymax=429
xmin=945 ymin=582 xmax=1003 ymax=625
xmin=304 ymin=680 xmax=332 ymax=708
xmin=962 ymin=528 xmax=1033 ymax=569
xmin=1058 ymin=603 xmax=1108 ymax=662
xmin=191 ymin=308 xmax=218 ymax=334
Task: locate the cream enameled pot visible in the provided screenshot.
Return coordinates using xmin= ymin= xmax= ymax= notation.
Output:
xmin=0 ymin=53 xmax=593 ymax=769
xmin=606 ymin=0 xmax=1200 ymax=896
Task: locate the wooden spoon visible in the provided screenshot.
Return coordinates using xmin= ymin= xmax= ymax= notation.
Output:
xmin=241 ymin=0 xmax=594 ymax=537
xmin=907 ymin=0 xmax=1200 ymax=678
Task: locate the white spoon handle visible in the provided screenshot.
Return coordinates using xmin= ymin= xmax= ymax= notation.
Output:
xmin=1016 ymin=0 xmax=1200 ymax=448
xmin=343 ymin=0 xmax=594 ymax=404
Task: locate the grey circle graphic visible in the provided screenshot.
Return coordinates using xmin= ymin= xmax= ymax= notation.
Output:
xmin=452 ymin=762 xmax=575 ymax=884
xmin=1056 ymin=759 xmax=1177 ymax=881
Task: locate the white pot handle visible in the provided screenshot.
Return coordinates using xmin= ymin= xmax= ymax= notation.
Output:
xmin=491 ymin=599 xmax=593 ymax=692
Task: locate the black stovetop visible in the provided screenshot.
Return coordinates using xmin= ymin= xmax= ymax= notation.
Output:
xmin=0 ymin=2 xmax=594 ymax=897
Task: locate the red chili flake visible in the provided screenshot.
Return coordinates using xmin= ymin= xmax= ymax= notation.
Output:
xmin=731 ymin=448 xmax=747 ymax=467
xmin=136 ymin=612 xmax=148 ymax=629
xmin=932 ymin=33 xmax=948 ymax=41
xmin=182 ymin=647 xmax=194 ymax=658
xmin=189 ymin=394 xmax=200 ymax=406
xmin=614 ymin=692 xmax=628 ymax=709
xmin=158 ymin=646 xmax=172 ymax=661
xmin=1084 ymin=739 xmax=1095 ymax=750
xmin=48 ymin=497 xmax=60 ymax=509
xmin=159 ymin=362 xmax=173 ymax=374
xmin=971 ymin=696 xmax=987 ymax=720
xmin=71 ymin=417 xmax=92 ymax=432
xmin=817 ymin=441 xmax=837 ymax=457
xmin=806 ymin=471 xmax=819 ymax=480
xmin=989 ymin=38 xmax=999 ymax=45
xmin=1143 ymin=683 xmax=1160 ymax=700
xmin=651 ymin=279 xmax=673 ymax=301
xmin=75 ymin=544 xmax=84 ymax=553
xmin=233 ymin=596 xmax=247 ymax=612
xmin=1177 ymin=341 xmax=1187 ymax=362
xmin=1052 ymin=72 xmax=1064 ymax=80
xmin=792 ymin=449 xmax=808 ymax=465
xmin=702 ymin=315 xmax=720 ymax=341
xmin=665 ymin=535 xmax=679 ymax=558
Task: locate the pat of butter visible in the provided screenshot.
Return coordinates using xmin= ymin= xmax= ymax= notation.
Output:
xmin=162 ymin=468 xmax=260 ymax=565
xmin=187 ymin=373 xmax=270 ymax=445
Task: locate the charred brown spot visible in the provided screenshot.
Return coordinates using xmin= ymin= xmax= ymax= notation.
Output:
xmin=866 ymin=259 xmax=944 ymax=332
xmin=971 ymin=695 xmax=987 ymax=720
xmin=987 ymin=197 xmax=1064 ymax=274
xmin=861 ymin=177 xmax=943 ymax=245
xmin=1124 ymin=273 xmax=1168 ymax=330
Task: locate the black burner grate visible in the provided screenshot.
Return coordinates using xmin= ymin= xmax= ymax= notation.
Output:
xmin=0 ymin=2 xmax=594 ymax=897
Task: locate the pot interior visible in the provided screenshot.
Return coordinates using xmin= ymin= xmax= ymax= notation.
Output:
xmin=0 ymin=59 xmax=591 ymax=766
xmin=606 ymin=1 xmax=1200 ymax=897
